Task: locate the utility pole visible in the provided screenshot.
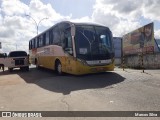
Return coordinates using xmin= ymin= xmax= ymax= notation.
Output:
xmin=26 ymin=15 xmax=48 ymax=35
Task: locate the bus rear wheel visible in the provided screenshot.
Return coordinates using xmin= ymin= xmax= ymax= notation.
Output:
xmin=55 ymin=61 xmax=63 ymax=75
xmin=35 ymin=59 xmax=39 ymax=69
xmin=8 ymin=68 xmax=13 ymax=72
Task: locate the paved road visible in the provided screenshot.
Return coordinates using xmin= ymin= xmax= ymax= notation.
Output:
xmin=0 ymin=66 xmax=160 ymax=120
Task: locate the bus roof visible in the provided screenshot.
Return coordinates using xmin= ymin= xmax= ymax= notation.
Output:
xmin=29 ymin=21 xmax=109 ymax=41
xmin=54 ymin=21 xmax=108 ymax=27
xmin=71 ymin=21 xmax=108 ymax=27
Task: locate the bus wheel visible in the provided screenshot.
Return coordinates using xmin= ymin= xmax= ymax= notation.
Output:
xmin=24 ymin=66 xmax=29 ymax=71
xmin=8 ymin=68 xmax=13 ymax=72
xmin=35 ymin=59 xmax=39 ymax=69
xmin=56 ymin=61 xmax=62 ymax=75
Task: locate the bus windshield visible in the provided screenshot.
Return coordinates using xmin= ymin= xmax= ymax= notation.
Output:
xmin=75 ymin=25 xmax=113 ymax=60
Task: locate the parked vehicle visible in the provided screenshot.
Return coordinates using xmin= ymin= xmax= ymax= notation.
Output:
xmin=0 ymin=53 xmax=7 ymax=72
xmin=0 ymin=51 xmax=29 ymax=72
xmin=29 ymin=21 xmax=114 ymax=75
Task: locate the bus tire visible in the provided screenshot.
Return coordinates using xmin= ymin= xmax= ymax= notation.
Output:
xmin=20 ymin=66 xmax=29 ymax=71
xmin=25 ymin=66 xmax=29 ymax=71
xmin=55 ymin=61 xmax=63 ymax=75
xmin=35 ymin=59 xmax=39 ymax=69
xmin=20 ymin=67 xmax=24 ymax=71
xmin=8 ymin=68 xmax=13 ymax=72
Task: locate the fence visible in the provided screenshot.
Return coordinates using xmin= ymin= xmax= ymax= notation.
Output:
xmin=123 ymin=52 xmax=160 ymax=69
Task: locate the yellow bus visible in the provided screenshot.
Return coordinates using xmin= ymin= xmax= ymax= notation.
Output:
xmin=29 ymin=21 xmax=114 ymax=75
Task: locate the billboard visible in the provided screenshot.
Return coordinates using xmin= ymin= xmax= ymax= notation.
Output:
xmin=123 ymin=23 xmax=154 ymax=55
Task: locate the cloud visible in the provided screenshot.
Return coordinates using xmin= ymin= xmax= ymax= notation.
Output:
xmin=91 ymin=0 xmax=141 ymax=36
xmin=3 ymin=16 xmax=25 ymax=30
xmin=91 ymin=0 xmax=160 ymax=38
xmin=0 ymin=26 xmax=15 ymax=38
xmin=70 ymin=16 xmax=92 ymax=23
xmin=0 ymin=0 xmax=71 ymax=53
xmin=1 ymin=0 xmax=160 ymax=53
xmin=28 ymin=0 xmax=64 ymax=23
xmin=93 ymin=0 xmax=142 ymax=20
xmin=113 ymin=20 xmax=140 ymax=37
xmin=1 ymin=0 xmax=29 ymax=16
xmin=92 ymin=8 xmax=119 ymax=28
xmin=155 ymin=29 xmax=160 ymax=39
xmin=142 ymin=0 xmax=160 ymax=21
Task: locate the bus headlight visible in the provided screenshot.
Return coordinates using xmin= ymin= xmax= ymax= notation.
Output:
xmin=77 ymin=59 xmax=88 ymax=66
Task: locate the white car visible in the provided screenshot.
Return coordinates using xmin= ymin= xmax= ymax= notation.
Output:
xmin=0 ymin=53 xmax=7 ymax=71
xmin=1 ymin=51 xmax=29 ymax=72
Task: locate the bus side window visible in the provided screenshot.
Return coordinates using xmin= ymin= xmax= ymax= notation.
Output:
xmin=46 ymin=31 xmax=49 ymax=45
xmin=64 ymin=28 xmax=73 ymax=55
xmin=35 ymin=38 xmax=38 ymax=48
xmin=49 ymin=29 xmax=53 ymax=44
xmin=53 ymin=26 xmax=61 ymax=45
xmin=29 ymin=41 xmax=31 ymax=50
xmin=4 ymin=53 xmax=7 ymax=58
xmin=43 ymin=33 xmax=46 ymax=46
xmin=32 ymin=39 xmax=35 ymax=48
xmin=0 ymin=53 xmax=7 ymax=58
xmin=39 ymin=35 xmax=43 ymax=47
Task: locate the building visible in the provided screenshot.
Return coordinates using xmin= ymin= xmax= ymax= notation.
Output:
xmin=113 ymin=37 xmax=122 ymax=65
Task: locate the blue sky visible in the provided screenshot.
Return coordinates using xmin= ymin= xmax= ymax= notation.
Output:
xmin=22 ymin=0 xmax=95 ymax=18
xmin=44 ymin=0 xmax=95 ymax=18
xmin=1 ymin=0 xmax=160 ymax=52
